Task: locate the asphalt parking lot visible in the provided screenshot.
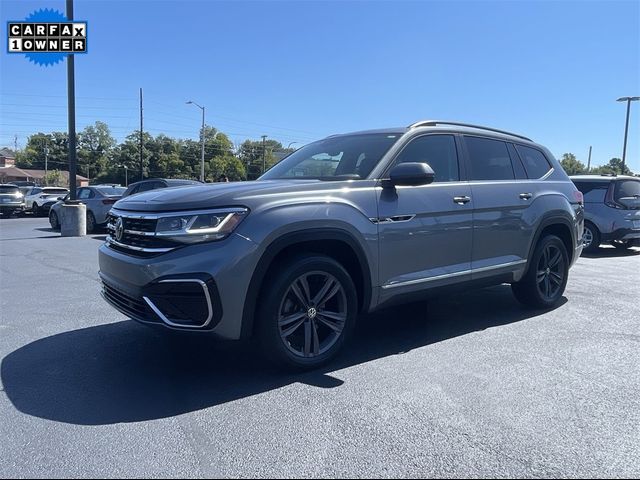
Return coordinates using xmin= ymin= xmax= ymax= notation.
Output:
xmin=0 ymin=216 xmax=639 ymax=478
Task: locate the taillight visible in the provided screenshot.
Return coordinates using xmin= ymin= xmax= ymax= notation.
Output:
xmin=572 ymin=190 xmax=583 ymax=204
xmin=102 ymin=198 xmax=118 ymax=205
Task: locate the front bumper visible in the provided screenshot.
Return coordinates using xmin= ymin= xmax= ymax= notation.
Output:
xmin=98 ymin=232 xmax=260 ymax=339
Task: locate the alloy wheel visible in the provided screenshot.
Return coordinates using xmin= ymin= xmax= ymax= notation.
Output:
xmin=582 ymin=227 xmax=593 ymax=249
xmin=536 ymin=244 xmax=566 ymax=301
xmin=277 ymin=271 xmax=347 ymax=358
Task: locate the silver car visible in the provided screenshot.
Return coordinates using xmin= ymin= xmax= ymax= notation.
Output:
xmin=0 ymin=184 xmax=26 ymax=216
xmin=571 ymin=175 xmax=640 ymax=252
xmin=99 ymin=120 xmax=584 ymax=369
xmin=49 ymin=185 xmax=126 ymax=233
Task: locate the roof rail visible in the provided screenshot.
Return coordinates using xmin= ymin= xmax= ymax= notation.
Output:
xmin=408 ymin=120 xmax=532 ymax=142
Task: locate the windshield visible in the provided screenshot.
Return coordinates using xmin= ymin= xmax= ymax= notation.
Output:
xmin=96 ymin=186 xmax=126 ymax=196
xmin=260 ymin=133 xmax=402 ymax=180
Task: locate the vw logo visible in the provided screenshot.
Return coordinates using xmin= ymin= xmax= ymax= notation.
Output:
xmin=307 ymin=307 xmax=317 ymax=319
xmin=114 ymin=217 xmax=124 ymax=242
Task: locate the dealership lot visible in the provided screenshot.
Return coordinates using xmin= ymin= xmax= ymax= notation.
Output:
xmin=0 ymin=216 xmax=639 ymax=478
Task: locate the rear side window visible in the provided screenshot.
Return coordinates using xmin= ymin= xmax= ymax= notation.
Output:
xmin=615 ymin=180 xmax=640 ymax=200
xmin=573 ymin=181 xmax=609 ymax=203
xmin=465 ymin=136 xmax=514 ymax=181
xmin=395 ymin=135 xmax=459 ymax=182
xmin=515 ymin=145 xmax=552 ymax=179
xmin=137 ymin=182 xmax=157 ymax=193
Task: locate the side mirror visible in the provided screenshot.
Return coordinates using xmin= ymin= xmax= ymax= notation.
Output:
xmin=384 ymin=162 xmax=435 ymax=188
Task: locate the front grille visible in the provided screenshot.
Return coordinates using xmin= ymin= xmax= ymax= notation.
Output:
xmin=106 ymin=211 xmax=180 ymax=257
xmin=101 ymin=281 xmax=159 ymax=323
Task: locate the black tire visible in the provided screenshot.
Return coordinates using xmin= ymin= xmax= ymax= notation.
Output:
xmin=611 ymin=240 xmax=632 ymax=250
xmin=512 ymin=235 xmax=569 ymax=309
xmin=582 ymin=222 xmax=600 ymax=254
xmin=86 ymin=211 xmax=96 ymax=234
xmin=49 ymin=210 xmax=59 ymax=230
xmin=257 ymin=254 xmax=357 ymax=371
xmin=32 ymin=203 xmax=40 ymax=217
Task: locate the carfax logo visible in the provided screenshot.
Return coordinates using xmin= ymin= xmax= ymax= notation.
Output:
xmin=6 ymin=8 xmax=87 ymax=66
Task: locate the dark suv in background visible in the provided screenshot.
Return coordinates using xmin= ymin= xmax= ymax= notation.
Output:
xmin=121 ymin=178 xmax=202 ymax=198
xmin=99 ymin=120 xmax=584 ymax=369
xmin=571 ymin=175 xmax=640 ymax=253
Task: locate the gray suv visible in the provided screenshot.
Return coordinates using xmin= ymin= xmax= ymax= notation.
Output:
xmin=99 ymin=120 xmax=584 ymax=369
xmin=570 ymin=175 xmax=640 ymax=253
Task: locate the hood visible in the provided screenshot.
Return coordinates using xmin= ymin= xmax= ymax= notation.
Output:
xmin=113 ymin=179 xmax=327 ymax=212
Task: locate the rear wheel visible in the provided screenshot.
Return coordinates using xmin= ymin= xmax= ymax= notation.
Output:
xmin=582 ymin=222 xmax=600 ymax=254
xmin=86 ymin=211 xmax=96 ymax=233
xmin=49 ymin=210 xmax=59 ymax=230
xmin=512 ymin=235 xmax=569 ymax=309
xmin=257 ymin=254 xmax=357 ymax=370
xmin=32 ymin=202 xmax=40 ymax=216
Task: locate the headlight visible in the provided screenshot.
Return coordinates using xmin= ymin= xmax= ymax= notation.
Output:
xmin=155 ymin=208 xmax=248 ymax=243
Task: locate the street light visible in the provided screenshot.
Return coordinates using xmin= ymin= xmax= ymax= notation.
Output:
xmin=186 ymin=100 xmax=206 ymax=182
xmin=117 ymin=164 xmax=129 ymax=186
xmin=287 ymin=141 xmax=298 ymax=149
xmin=616 ymin=96 xmax=640 ymax=173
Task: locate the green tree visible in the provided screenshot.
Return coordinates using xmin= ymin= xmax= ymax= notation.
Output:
xmin=42 ymin=169 xmax=63 ymax=187
xmin=559 ymin=153 xmax=587 ymax=175
xmin=209 ymin=155 xmax=246 ymax=181
xmin=16 ymin=132 xmax=69 ymax=170
xmin=591 ymin=158 xmax=634 ymax=176
xmin=77 ymin=121 xmax=116 ymax=181
xmin=238 ymin=139 xmax=283 ymax=180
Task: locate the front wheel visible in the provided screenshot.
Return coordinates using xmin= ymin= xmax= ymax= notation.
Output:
xmin=49 ymin=210 xmax=59 ymax=230
xmin=512 ymin=235 xmax=569 ymax=309
xmin=257 ymin=255 xmax=357 ymax=370
xmin=86 ymin=211 xmax=96 ymax=233
xmin=32 ymin=203 xmax=40 ymax=216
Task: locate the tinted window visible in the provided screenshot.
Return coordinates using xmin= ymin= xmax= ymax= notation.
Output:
xmin=260 ymin=133 xmax=401 ymax=180
xmin=615 ymin=180 xmax=640 ymax=200
xmin=507 ymin=143 xmax=527 ymax=179
xmin=42 ymin=188 xmax=68 ymax=195
xmin=395 ymin=135 xmax=459 ymax=182
xmin=29 ymin=188 xmax=42 ymax=195
xmin=0 ymin=185 xmax=19 ymax=194
xmin=165 ymin=179 xmax=200 ymax=186
xmin=573 ymin=181 xmax=609 ymax=203
xmin=515 ymin=145 xmax=552 ymax=178
xmin=465 ymin=136 xmax=514 ymax=180
xmin=137 ymin=182 xmax=158 ymax=193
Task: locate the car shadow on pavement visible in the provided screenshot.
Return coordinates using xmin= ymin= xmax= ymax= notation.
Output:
xmin=1 ymin=284 xmax=564 ymax=426
xmin=581 ymin=246 xmax=640 ymax=258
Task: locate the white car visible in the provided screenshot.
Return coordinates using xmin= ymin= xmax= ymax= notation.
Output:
xmin=24 ymin=187 xmax=69 ymax=216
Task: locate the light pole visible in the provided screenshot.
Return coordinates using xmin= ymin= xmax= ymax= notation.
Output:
xmin=287 ymin=141 xmax=298 ymax=150
xmin=123 ymin=165 xmax=128 ymax=186
xmin=616 ymin=96 xmax=640 ymax=174
xmin=186 ymin=100 xmax=206 ymax=182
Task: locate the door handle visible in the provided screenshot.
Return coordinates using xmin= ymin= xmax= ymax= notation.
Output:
xmin=453 ymin=196 xmax=471 ymax=205
xmin=519 ymin=193 xmax=533 ymax=200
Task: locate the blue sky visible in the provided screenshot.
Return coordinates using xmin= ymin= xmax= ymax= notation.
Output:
xmin=1 ymin=0 xmax=639 ymax=171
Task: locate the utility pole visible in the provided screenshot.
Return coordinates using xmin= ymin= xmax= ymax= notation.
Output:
xmin=66 ymin=0 xmax=77 ymax=199
xmin=44 ymin=146 xmax=49 ymax=181
xmin=587 ymin=146 xmax=592 ymax=172
xmin=617 ymin=96 xmax=640 ymax=174
xmin=139 ymin=87 xmax=144 ymax=181
xmin=261 ymin=135 xmax=267 ymax=174
xmin=186 ymin=100 xmax=206 ymax=182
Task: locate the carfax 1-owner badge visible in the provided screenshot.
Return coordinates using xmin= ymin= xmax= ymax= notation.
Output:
xmin=6 ymin=8 xmax=87 ymax=66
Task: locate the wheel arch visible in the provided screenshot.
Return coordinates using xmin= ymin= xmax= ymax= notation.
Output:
xmin=240 ymin=228 xmax=373 ymax=340
xmin=527 ymin=215 xmax=576 ymax=268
